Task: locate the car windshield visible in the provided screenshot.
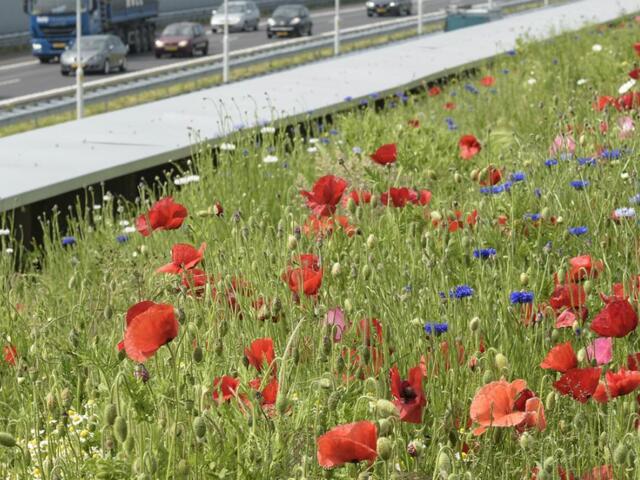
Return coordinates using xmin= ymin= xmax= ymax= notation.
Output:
xmin=220 ymin=3 xmax=247 ymax=13
xmin=32 ymin=0 xmax=77 ymax=14
xmin=69 ymin=37 xmax=107 ymax=51
xmin=162 ymin=24 xmax=193 ymax=36
xmin=273 ymin=6 xmax=300 ymax=17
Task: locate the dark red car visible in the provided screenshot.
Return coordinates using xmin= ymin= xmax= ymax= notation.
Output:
xmin=154 ymin=22 xmax=209 ymax=58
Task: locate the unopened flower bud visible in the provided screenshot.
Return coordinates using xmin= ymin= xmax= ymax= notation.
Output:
xmin=545 ymin=391 xmax=556 ymax=411
xmin=494 ymin=353 xmax=508 ymax=370
xmin=520 ymin=272 xmax=529 ymax=286
xmin=613 ymin=442 xmax=627 ymax=464
xmin=61 ymin=388 xmax=73 ymax=409
xmin=346 ymin=197 xmax=357 ymax=213
xmin=193 ymin=346 xmax=204 ymax=363
xmin=430 ymin=210 xmax=442 ymax=222
xmin=469 ymin=316 xmax=480 ymax=332
xmin=470 ymin=169 xmax=480 ymax=181
xmin=583 ymin=280 xmax=592 ymax=295
xmin=331 ymin=262 xmax=341 ymax=277
xmin=576 ymin=348 xmax=586 ymax=363
xmin=377 ymin=437 xmax=393 ymax=461
xmin=104 ymin=404 xmax=118 ymax=426
xmin=114 ymin=416 xmax=128 ymax=443
xmin=193 ymin=416 xmax=207 ymax=440
xmin=550 ymin=329 xmax=560 ymax=343
xmin=318 ymin=377 xmax=332 ymax=390
xmin=453 ymin=172 xmax=462 ymax=183
xmin=540 ymin=207 xmax=550 ymax=220
xmin=376 ymin=399 xmax=400 ymax=419
xmin=366 ymin=234 xmax=377 ymax=249
xmin=519 ymin=431 xmax=534 ymax=449
xmin=378 ymin=418 xmax=393 ymax=436
xmin=436 ymin=451 xmax=452 ymax=476
xmin=287 ymin=235 xmax=298 ymax=250
xmin=543 ymin=456 xmax=555 ymax=473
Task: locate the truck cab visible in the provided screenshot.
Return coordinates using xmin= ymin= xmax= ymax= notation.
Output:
xmin=23 ymin=0 xmax=158 ymax=62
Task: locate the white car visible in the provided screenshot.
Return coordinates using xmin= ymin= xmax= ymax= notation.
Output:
xmin=210 ymin=1 xmax=260 ymax=33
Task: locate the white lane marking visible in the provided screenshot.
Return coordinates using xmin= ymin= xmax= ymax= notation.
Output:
xmin=0 ymin=60 xmax=39 ymax=72
xmin=0 ymin=78 xmax=20 ymax=87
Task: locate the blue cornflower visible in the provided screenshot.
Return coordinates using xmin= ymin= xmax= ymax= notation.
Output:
xmin=544 ymin=159 xmax=558 ymax=167
xmin=505 ymin=49 xmax=517 ymax=56
xmin=577 ymin=157 xmax=596 ymax=166
xmin=464 ymin=83 xmax=479 ymax=94
xmin=445 ymin=117 xmax=458 ymax=130
xmin=449 ymin=285 xmax=474 ymax=299
xmin=480 ymin=181 xmax=512 ymax=195
xmin=570 ymin=180 xmax=590 ymax=190
xmin=524 ymin=213 xmax=541 ymax=221
xmin=502 ymin=69 xmax=510 ymax=74
xmin=568 ymin=226 xmax=588 ymax=236
xmin=424 ymin=323 xmax=449 ymax=335
xmin=600 ymin=149 xmax=621 ymax=159
xmin=534 ymin=188 xmax=542 ymax=198
xmin=352 ymin=146 xmax=363 ymax=155
xmin=359 ymin=99 xmax=369 ymax=106
xmin=510 ymin=291 xmax=535 ymax=304
xmin=473 ymin=248 xmax=496 ymax=259
xmin=403 ymin=284 xmax=412 ymax=293
xmin=629 ymin=193 xmax=640 ymax=204
xmin=116 ymin=235 xmax=129 ymax=244
xmin=62 ymin=236 xmax=76 ymax=246
xmin=543 ymin=241 xmax=553 ymax=253
xmin=370 ymin=92 xmax=380 ymax=99
xmin=344 ymin=96 xmax=353 ymax=101
xmin=242 ymin=148 xmax=249 ymax=156
xmin=320 ymin=138 xmax=330 ymax=145
xmin=511 ymin=172 xmax=526 ymax=182
xmin=329 ymin=129 xmax=339 ymax=136
xmin=450 ymin=91 xmax=457 ymax=97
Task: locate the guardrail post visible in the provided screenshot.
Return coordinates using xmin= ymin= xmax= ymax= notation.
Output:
xmin=417 ymin=0 xmax=422 ymax=34
xmin=76 ymin=0 xmax=84 ymax=119
xmin=223 ymin=0 xmax=229 ymax=82
xmin=334 ymin=0 xmax=340 ymax=55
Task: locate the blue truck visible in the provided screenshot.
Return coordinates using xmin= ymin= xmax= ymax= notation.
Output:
xmin=23 ymin=0 xmax=159 ymax=63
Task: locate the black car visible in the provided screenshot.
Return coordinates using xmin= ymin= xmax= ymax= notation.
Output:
xmin=267 ymin=5 xmax=312 ymax=38
xmin=366 ymin=0 xmax=412 ymax=16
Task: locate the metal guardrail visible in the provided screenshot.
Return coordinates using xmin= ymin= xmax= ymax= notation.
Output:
xmin=0 ymin=0 xmax=557 ymax=127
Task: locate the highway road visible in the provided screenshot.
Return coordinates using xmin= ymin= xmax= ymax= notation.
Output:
xmin=0 ymin=1 xmax=455 ymax=101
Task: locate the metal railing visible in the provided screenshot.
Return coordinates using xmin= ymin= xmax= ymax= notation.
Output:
xmin=0 ymin=0 xmax=562 ymax=127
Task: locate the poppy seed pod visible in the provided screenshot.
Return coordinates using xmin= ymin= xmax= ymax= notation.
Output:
xmin=193 ymin=417 xmax=206 ymax=440
xmin=376 ymin=399 xmax=400 ymax=419
xmin=331 ymin=263 xmax=341 ymax=277
xmin=366 ymin=234 xmax=377 ymax=249
xmin=377 ymin=437 xmax=393 ymax=461
xmin=469 ymin=316 xmax=480 ymax=332
xmin=114 ymin=416 xmax=128 ymax=443
xmin=287 ymin=235 xmax=297 ymax=250
xmin=104 ymin=404 xmax=118 ymax=426
xmin=494 ymin=353 xmax=508 ymax=370
xmin=0 ymin=432 xmax=16 ymax=448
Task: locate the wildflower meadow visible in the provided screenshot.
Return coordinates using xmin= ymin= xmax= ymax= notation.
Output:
xmin=2 ymin=13 xmax=640 ymax=480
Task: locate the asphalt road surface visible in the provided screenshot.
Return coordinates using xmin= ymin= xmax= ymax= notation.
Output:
xmin=0 ymin=1 xmax=461 ymax=101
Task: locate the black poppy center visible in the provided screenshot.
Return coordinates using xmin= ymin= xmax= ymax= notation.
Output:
xmin=400 ymin=381 xmax=417 ymax=402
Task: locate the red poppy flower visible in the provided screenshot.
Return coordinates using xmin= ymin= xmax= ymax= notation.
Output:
xmin=157 ymin=243 xmax=206 ymax=274
xmin=531 ymin=466 xmax=575 ymax=480
xmin=480 ymin=75 xmax=495 ymax=87
xmin=549 ymin=282 xmax=587 ymax=311
xmin=628 ymin=353 xmax=640 ymax=370
xmin=316 ymin=421 xmax=378 ymax=468
xmin=300 ymin=175 xmax=348 ymax=217
xmin=590 ymin=297 xmax=638 ymax=338
xmin=444 ymin=102 xmax=456 ymax=110
xmin=389 ymin=365 xmax=427 ymax=423
xmin=357 ymin=318 xmax=383 ymax=347
xmin=181 ymin=268 xmax=210 ymax=297
xmin=123 ymin=301 xmax=179 ymax=363
xmin=594 ymin=96 xmax=619 ymax=112
xmin=470 ymin=379 xmax=545 ymax=435
xmin=540 ymin=342 xmax=578 ymax=373
xmin=341 ymin=190 xmax=372 ymax=208
xmin=283 ymin=266 xmax=323 ymax=298
xmin=567 ymin=255 xmax=604 ymax=283
xmin=428 ymin=86 xmax=441 ymax=96
xmin=249 ymin=376 xmax=278 ymax=406
xmin=478 ymin=165 xmax=503 ymax=186
xmin=244 ymin=338 xmax=275 ymax=373
xmin=381 ymin=187 xmax=413 ymax=208
xmin=593 ymin=368 xmax=640 ymax=403
xmin=629 ymin=68 xmax=640 ymax=80
xmin=581 ymin=465 xmax=613 ymax=480
xmin=302 ymin=215 xmax=357 ymax=238
xmin=135 ymin=197 xmax=188 ymax=236
xmin=617 ymin=92 xmax=640 ymax=110
xmin=459 ymin=134 xmax=481 ymax=160
xmin=3 ymin=345 xmax=17 ymax=366
xmin=407 ymin=119 xmax=420 ymax=128
xmin=553 ymin=367 xmax=602 ymax=403
xmin=635 ymin=42 xmax=640 ymax=55
xmin=370 ymin=143 xmax=397 ymax=166
xmin=212 ymin=375 xmax=243 ymax=404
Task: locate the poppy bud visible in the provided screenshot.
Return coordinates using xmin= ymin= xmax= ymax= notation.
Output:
xmin=430 ymin=210 xmax=442 ymax=222
xmin=192 ymin=346 xmax=204 ymax=364
xmin=331 ymin=262 xmax=341 ymax=277
xmin=545 ymin=391 xmax=556 ymax=411
xmin=327 ymin=390 xmax=342 ymax=410
xmin=519 ymin=432 xmax=534 ymax=449
xmin=364 ymin=377 xmax=378 ymax=395
xmin=0 ymin=432 xmax=16 ymax=448
xmin=193 ymin=416 xmax=206 ymax=440
xmin=520 ymin=272 xmax=529 ymax=286
xmin=377 ymin=437 xmax=393 ymax=461
xmin=557 ymin=268 xmax=566 ymax=282
xmin=346 ymin=197 xmax=357 ymax=213
xmin=494 ymin=353 xmax=508 ymax=370
xmin=287 ymin=235 xmax=297 ymax=250
xmin=174 ymin=308 xmax=186 ymax=324
xmin=318 ymin=377 xmax=332 ymax=390
xmin=370 ymin=194 xmax=379 ymax=205
xmin=144 ymin=452 xmax=158 ymax=474
xmin=322 ymin=336 xmax=332 ymax=355
xmin=103 ymin=305 xmax=113 ymax=320
xmin=555 ymin=216 xmax=563 ymax=224
xmin=46 ymin=392 xmax=57 ymax=413
xmin=196 ymin=209 xmax=212 ymax=218
xmin=378 ymin=418 xmax=393 ymax=436
xmin=613 ymin=442 xmax=627 ymax=464
xmin=469 ymin=168 xmax=479 ymax=181
xmin=469 ymin=316 xmax=480 ymax=332
xmin=453 ymin=172 xmax=462 ymax=183
xmin=177 ymin=459 xmax=190 ymax=478
xmin=114 ymin=416 xmax=128 ymax=443
xmin=461 ymin=236 xmax=470 ymax=248
xmin=543 ymin=456 xmax=555 ymax=473
xmin=576 ymin=348 xmax=587 ymax=363
xmin=550 ymin=329 xmax=560 ymax=343
xmin=482 ymin=370 xmax=492 ymax=384
xmin=366 ymin=234 xmax=376 ymax=249
xmin=61 ymin=388 xmax=73 ymax=409
xmin=344 ymin=299 xmax=353 ymax=313
xmin=104 ymin=404 xmax=118 ymax=426
xmin=139 ymin=245 xmax=149 ymax=255
xmin=436 ymin=451 xmax=452 ymax=476
xmin=376 ymin=399 xmax=400 ymax=419
xmin=573 ymin=411 xmax=586 ymax=429
xmin=426 ymin=169 xmax=437 ymax=180
xmin=362 ymin=264 xmax=371 ymax=279
xmin=583 ymin=280 xmax=592 ymax=295
xmin=540 ymin=207 xmax=550 ymax=220
xmin=276 ymin=395 xmax=290 ymax=415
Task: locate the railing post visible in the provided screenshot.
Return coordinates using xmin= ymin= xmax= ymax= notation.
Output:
xmin=76 ymin=0 xmax=84 ymax=119
xmin=417 ymin=0 xmax=423 ymax=35
xmin=334 ymin=0 xmax=340 ymax=55
xmin=223 ymin=0 xmax=229 ymax=82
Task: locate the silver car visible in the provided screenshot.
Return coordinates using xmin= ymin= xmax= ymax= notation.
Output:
xmin=60 ymin=34 xmax=128 ymax=76
xmin=210 ymin=1 xmax=260 ymax=33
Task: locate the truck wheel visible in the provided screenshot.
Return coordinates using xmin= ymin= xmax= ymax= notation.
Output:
xmin=133 ymin=29 xmax=142 ymax=54
xmin=39 ymin=57 xmax=51 ymax=64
